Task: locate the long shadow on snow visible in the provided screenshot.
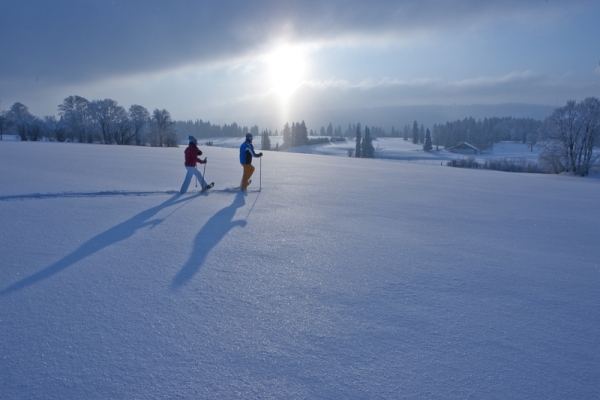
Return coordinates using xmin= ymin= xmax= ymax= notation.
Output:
xmin=172 ymin=191 xmax=249 ymax=289
xmin=0 ymin=192 xmax=199 ymax=296
xmin=0 ymin=190 xmax=179 ymax=202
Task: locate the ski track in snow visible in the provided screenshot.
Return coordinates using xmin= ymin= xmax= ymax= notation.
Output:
xmin=0 ymin=140 xmax=599 ymax=399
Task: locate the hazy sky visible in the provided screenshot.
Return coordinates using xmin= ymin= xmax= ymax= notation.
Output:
xmin=1 ymin=0 xmax=599 ymax=129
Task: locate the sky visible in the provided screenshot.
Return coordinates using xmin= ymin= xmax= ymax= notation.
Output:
xmin=1 ymin=0 xmax=599 ymax=130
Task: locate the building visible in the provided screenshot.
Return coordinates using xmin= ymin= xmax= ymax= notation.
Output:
xmin=447 ymin=142 xmax=480 ymax=155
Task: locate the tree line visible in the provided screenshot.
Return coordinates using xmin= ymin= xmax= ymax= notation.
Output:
xmin=174 ymin=119 xmax=258 ymax=142
xmin=4 ymin=96 xmax=598 ymax=176
xmin=437 ymin=98 xmax=600 ymax=176
xmin=431 ymin=117 xmax=542 ymax=151
xmin=0 ymin=97 xmax=178 ymax=146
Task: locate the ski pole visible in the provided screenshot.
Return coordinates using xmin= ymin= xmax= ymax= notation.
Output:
xmin=195 ymin=166 xmax=198 ymax=187
xmin=203 ymin=159 xmax=207 ymax=183
xmin=259 ymin=157 xmax=262 ymax=190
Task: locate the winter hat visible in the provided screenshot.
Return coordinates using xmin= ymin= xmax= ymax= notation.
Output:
xmin=188 ymin=135 xmax=197 ymax=145
xmin=245 ymin=133 xmax=253 ymax=142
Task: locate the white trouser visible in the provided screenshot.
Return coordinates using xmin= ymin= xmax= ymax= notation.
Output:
xmin=180 ymin=166 xmax=207 ymax=193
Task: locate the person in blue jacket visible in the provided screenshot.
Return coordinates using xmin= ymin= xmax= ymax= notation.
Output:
xmin=239 ymin=133 xmax=262 ymax=190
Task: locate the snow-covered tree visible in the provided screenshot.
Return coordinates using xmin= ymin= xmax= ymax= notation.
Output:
xmin=7 ymin=102 xmax=32 ymax=141
xmin=58 ymin=95 xmax=90 ymax=143
xmin=129 ymin=104 xmax=150 ymax=146
xmin=150 ymin=108 xmax=176 ymax=147
xmin=0 ymin=110 xmax=10 ymax=140
xmin=538 ymin=97 xmax=600 ymax=176
xmin=88 ymin=99 xmax=128 ymax=144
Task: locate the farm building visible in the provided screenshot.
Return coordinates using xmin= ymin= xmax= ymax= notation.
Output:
xmin=448 ymin=142 xmax=480 ymax=155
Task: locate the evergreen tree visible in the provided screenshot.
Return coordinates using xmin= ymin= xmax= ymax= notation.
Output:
xmin=355 ymin=123 xmax=362 ymax=158
xmin=412 ymin=121 xmax=419 ymax=144
xmin=327 ymin=122 xmax=333 ymax=136
xmin=424 ymin=128 xmax=433 ymax=151
xmin=362 ymin=126 xmax=375 ymax=158
xmin=299 ymin=121 xmax=308 ymax=145
xmin=261 ymin=129 xmax=271 ymax=150
xmin=282 ymin=123 xmax=291 ymax=149
xmin=419 ymin=124 xmax=425 ymax=144
xmin=291 ymin=122 xmax=298 ymax=146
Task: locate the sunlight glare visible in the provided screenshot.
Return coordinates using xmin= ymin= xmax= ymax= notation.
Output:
xmin=266 ymin=45 xmax=306 ymax=98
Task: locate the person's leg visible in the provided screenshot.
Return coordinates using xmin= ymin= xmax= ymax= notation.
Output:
xmin=192 ymin=167 xmax=208 ymax=188
xmin=241 ymin=164 xmax=255 ymax=190
xmin=180 ymin=167 xmax=194 ymax=193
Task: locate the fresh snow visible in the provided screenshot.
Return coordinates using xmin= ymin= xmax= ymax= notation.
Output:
xmin=1 ymin=140 xmax=599 ymax=398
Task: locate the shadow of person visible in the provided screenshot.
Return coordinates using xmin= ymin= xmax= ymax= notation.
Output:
xmin=172 ymin=192 xmax=247 ymax=289
xmin=0 ymin=193 xmax=197 ymax=296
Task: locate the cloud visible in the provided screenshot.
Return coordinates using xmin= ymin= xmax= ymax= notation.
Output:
xmin=0 ymin=0 xmax=583 ymax=84
xmin=261 ymin=71 xmax=597 ymax=121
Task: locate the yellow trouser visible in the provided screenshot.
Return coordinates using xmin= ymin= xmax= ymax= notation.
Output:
xmin=241 ymin=163 xmax=255 ymax=190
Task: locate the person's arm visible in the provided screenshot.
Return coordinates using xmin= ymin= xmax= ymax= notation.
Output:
xmin=249 ymin=146 xmax=263 ymax=157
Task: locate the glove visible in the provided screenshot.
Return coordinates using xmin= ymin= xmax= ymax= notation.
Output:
xmin=258 ymin=152 xmax=263 ymax=157
xmin=202 ymin=158 xmax=207 ymax=164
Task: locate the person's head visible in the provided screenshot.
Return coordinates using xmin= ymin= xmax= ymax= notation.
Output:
xmin=188 ymin=135 xmax=197 ymax=145
xmin=245 ymin=133 xmax=253 ymax=142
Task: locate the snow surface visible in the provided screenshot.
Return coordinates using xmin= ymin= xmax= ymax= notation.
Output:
xmin=1 ymin=140 xmax=599 ymax=398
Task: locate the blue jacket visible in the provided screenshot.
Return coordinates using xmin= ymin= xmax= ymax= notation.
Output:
xmin=239 ymin=140 xmax=259 ymax=164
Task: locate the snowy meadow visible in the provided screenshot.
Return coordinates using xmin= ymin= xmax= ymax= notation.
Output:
xmin=1 ymin=140 xmax=599 ymax=398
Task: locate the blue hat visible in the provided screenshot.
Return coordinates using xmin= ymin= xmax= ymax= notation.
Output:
xmin=188 ymin=135 xmax=197 ymax=145
xmin=245 ymin=133 xmax=253 ymax=142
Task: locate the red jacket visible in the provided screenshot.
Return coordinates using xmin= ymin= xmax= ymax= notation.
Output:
xmin=184 ymin=144 xmax=205 ymax=167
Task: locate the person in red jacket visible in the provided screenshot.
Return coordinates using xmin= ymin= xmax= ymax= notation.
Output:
xmin=180 ymin=136 xmax=214 ymax=193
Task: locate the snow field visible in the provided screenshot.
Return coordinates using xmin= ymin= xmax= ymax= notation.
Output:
xmin=0 ymin=141 xmax=599 ymax=398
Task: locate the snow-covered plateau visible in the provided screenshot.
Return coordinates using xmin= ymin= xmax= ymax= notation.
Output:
xmin=1 ymin=140 xmax=599 ymax=398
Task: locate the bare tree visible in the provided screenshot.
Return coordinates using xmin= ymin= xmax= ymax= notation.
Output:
xmin=112 ymin=111 xmax=133 ymax=145
xmin=0 ymin=110 xmax=9 ymax=140
xmin=43 ymin=115 xmax=68 ymax=142
xmin=150 ymin=109 xmax=176 ymax=147
xmin=27 ymin=117 xmax=43 ymax=141
xmin=538 ymin=97 xmax=600 ymax=176
xmin=7 ymin=102 xmax=32 ymax=141
xmin=58 ymin=95 xmax=90 ymax=142
xmin=88 ymin=99 xmax=128 ymax=144
xmin=129 ymin=104 xmax=150 ymax=145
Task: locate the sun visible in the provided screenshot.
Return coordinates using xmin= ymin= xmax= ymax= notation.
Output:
xmin=265 ymin=45 xmax=306 ymax=98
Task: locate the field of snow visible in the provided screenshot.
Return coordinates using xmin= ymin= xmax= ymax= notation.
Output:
xmin=1 ymin=140 xmax=599 ymax=398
